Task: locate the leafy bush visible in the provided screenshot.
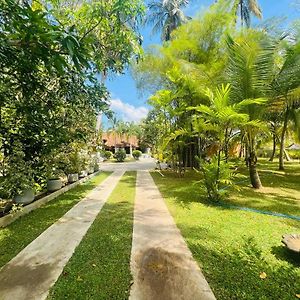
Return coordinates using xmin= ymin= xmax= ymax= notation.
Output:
xmin=198 ymin=155 xmax=242 ymax=201
xmin=132 ymin=150 xmax=142 ymax=160
xmin=64 ymin=151 xmax=85 ymax=174
xmin=114 ymin=149 xmax=126 ymax=162
xmin=104 ymin=151 xmax=113 ymax=160
xmin=0 ymin=147 xmax=35 ymax=199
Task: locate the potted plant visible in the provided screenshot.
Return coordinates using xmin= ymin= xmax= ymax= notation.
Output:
xmin=46 ymin=168 xmax=64 ymax=192
xmin=87 ymin=158 xmax=95 ymax=174
xmin=0 ymin=148 xmax=36 ymax=205
xmin=65 ymin=151 xmax=82 ymax=183
xmin=78 ymin=152 xmax=90 ymax=178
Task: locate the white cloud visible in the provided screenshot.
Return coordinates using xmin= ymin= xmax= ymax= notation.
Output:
xmin=110 ymin=98 xmax=148 ymax=123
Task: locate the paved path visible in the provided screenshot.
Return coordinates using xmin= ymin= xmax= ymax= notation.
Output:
xmin=0 ymin=170 xmax=124 ymax=300
xmin=100 ymin=157 xmax=157 ymax=172
xmin=129 ymin=170 xmax=216 ymax=300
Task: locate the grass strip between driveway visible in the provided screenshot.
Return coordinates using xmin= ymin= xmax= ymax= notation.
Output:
xmin=0 ymin=172 xmax=111 ymax=268
xmin=151 ymin=171 xmax=300 ymax=300
xmin=47 ymin=171 xmax=136 ymax=300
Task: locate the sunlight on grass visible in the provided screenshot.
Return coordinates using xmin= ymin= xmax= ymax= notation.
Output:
xmin=47 ymin=172 xmax=136 ymax=300
xmin=151 ymin=166 xmax=300 ymax=300
xmin=0 ymin=172 xmax=111 ymax=268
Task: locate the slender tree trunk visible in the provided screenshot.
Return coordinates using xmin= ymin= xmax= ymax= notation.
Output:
xmin=239 ymin=142 xmax=244 ymax=158
xmin=197 ymin=135 xmax=201 ymax=168
xmin=245 ymin=145 xmax=249 ymax=166
xmin=279 ymin=109 xmax=289 ymax=170
xmin=269 ymin=133 xmax=276 ymax=162
xmin=216 ymin=149 xmax=221 ymax=185
xmin=248 ymin=151 xmax=262 ymax=189
xmin=284 ymin=149 xmax=291 ymax=161
xmin=224 ymin=127 xmax=229 ymax=163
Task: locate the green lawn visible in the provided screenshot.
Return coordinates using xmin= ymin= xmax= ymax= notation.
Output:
xmin=47 ymin=171 xmax=136 ymax=300
xmin=0 ymin=172 xmax=111 ymax=268
xmin=230 ymin=159 xmax=300 ymax=216
xmin=151 ymin=161 xmax=300 ymax=300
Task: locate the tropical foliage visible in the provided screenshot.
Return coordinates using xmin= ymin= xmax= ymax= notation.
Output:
xmin=0 ymin=0 xmax=144 ymax=198
xmin=135 ymin=0 xmax=300 ymax=197
xmin=147 ymin=0 xmax=190 ymax=41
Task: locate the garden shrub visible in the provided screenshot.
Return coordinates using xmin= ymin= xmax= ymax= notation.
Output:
xmin=114 ymin=149 xmax=126 ymax=162
xmin=198 ymin=155 xmax=243 ymax=201
xmin=104 ymin=151 xmax=113 ymax=160
xmin=132 ymin=150 xmax=142 ymax=160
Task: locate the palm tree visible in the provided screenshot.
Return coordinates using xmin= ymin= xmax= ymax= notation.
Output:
xmin=270 ymin=40 xmax=300 ymax=170
xmin=191 ymin=84 xmax=265 ymax=170
xmin=226 ymin=33 xmax=276 ymax=189
xmin=233 ymin=0 xmax=262 ymax=27
xmin=147 ymin=0 xmax=189 ymax=41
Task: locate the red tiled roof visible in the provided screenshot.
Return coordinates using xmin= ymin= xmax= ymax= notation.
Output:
xmin=102 ymin=132 xmax=138 ymax=147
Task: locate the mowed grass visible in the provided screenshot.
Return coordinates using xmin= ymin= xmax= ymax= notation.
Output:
xmin=47 ymin=171 xmax=136 ymax=300
xmin=229 ymin=159 xmax=300 ymax=216
xmin=151 ymin=162 xmax=300 ymax=300
xmin=0 ymin=172 xmax=111 ymax=268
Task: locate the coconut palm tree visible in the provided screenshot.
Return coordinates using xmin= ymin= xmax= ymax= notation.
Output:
xmin=226 ymin=33 xmax=277 ymax=189
xmin=233 ymin=0 xmax=262 ymax=27
xmin=147 ymin=0 xmax=189 ymax=41
xmin=270 ymin=40 xmax=300 ymax=170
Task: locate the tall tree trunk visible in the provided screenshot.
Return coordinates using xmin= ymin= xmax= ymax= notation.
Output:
xmin=279 ymin=109 xmax=289 ymax=170
xmin=248 ymin=151 xmax=262 ymax=189
xmin=269 ymin=133 xmax=276 ymax=162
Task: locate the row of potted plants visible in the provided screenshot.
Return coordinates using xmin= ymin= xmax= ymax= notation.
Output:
xmin=0 ymin=146 xmax=102 ymax=216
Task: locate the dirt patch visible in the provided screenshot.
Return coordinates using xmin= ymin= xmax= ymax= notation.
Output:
xmin=133 ymin=247 xmax=211 ymax=300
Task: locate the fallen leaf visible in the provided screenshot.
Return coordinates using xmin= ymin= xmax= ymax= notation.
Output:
xmin=259 ymin=272 xmax=267 ymax=279
xmin=77 ymin=275 xmax=83 ymax=282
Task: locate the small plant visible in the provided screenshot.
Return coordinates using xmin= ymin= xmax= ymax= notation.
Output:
xmin=104 ymin=151 xmax=113 ymax=160
xmin=10 ymin=203 xmax=23 ymax=215
xmin=0 ymin=199 xmax=12 ymax=215
xmin=64 ymin=151 xmax=83 ymax=174
xmin=114 ymin=149 xmax=126 ymax=162
xmin=132 ymin=150 xmax=142 ymax=160
xmin=197 ymin=155 xmax=242 ymax=201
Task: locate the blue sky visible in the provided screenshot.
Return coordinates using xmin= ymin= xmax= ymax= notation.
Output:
xmin=103 ymin=0 xmax=299 ymax=126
